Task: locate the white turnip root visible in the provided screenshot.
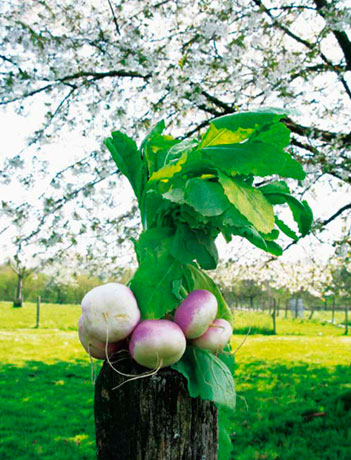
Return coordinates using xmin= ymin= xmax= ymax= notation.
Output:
xmin=174 ymin=289 xmax=218 ymax=339
xmin=129 ymin=319 xmax=186 ymax=369
xmin=192 ymin=318 xmax=233 ymax=353
xmin=81 ymin=282 xmax=140 ymax=342
xmin=78 ymin=315 xmax=121 ymax=360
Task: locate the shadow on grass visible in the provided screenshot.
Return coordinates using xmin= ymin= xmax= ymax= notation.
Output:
xmin=232 ymin=360 xmax=351 ymax=460
xmin=0 ymin=360 xmax=99 ymax=460
xmin=234 ymin=326 xmax=276 ymax=335
xmin=2 ymin=359 xmax=351 ymax=460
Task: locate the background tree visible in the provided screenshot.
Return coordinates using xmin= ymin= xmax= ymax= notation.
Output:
xmin=1 ymin=0 xmax=351 ymax=269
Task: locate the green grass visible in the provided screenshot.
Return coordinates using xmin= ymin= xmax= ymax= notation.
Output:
xmin=230 ymin=335 xmax=351 ymax=460
xmin=1 ymin=301 xmax=351 ymax=459
xmin=0 ymin=302 xmax=97 ymax=459
xmin=233 ymin=310 xmax=347 ymax=336
xmin=0 ymin=301 xmax=80 ymax=330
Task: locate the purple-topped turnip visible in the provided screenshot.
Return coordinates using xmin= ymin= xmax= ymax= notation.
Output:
xmin=192 ymin=318 xmax=233 ymax=353
xmin=81 ymin=282 xmax=140 ymax=343
xmin=129 ymin=319 xmax=186 ymax=369
xmin=174 ymin=289 xmax=218 ymax=339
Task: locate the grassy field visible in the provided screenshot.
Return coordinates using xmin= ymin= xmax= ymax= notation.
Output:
xmin=1 ymin=301 xmax=351 ymax=459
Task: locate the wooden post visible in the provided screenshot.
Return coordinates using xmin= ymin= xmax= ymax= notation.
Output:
xmin=95 ymin=357 xmax=218 ymax=460
xmin=35 ymin=296 xmax=41 ymax=328
xmin=271 ymin=298 xmax=277 ymax=335
xmin=309 ymin=306 xmax=314 ymax=320
xmin=332 ymin=296 xmax=336 ymax=324
xmin=345 ymin=304 xmax=349 ymax=336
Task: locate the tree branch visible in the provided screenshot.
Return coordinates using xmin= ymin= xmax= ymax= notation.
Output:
xmin=252 ymin=0 xmax=351 ymax=99
xmin=17 ymin=171 xmax=118 ymax=248
xmin=322 ymin=203 xmax=351 ymax=226
xmin=313 ymin=0 xmax=351 ymax=70
xmin=283 ymin=118 xmax=351 ymax=146
xmin=106 ymin=0 xmax=121 ymax=36
xmin=1 ymin=69 xmax=151 ymax=105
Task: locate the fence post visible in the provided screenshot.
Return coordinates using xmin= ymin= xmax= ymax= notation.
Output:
xmin=345 ymin=304 xmax=349 ymax=335
xmin=271 ymin=298 xmax=277 ymax=335
xmin=35 ymin=296 xmax=41 ymax=328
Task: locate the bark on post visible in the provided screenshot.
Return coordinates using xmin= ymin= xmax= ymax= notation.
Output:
xmin=95 ymin=357 xmax=218 ymax=460
xmin=35 ymin=296 xmax=41 ymax=328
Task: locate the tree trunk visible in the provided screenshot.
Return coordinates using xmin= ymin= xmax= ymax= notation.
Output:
xmin=271 ymin=298 xmax=277 ymax=335
xmin=13 ymin=273 xmax=23 ymax=307
xmin=345 ymin=304 xmax=349 ymax=336
xmin=35 ymin=296 xmax=41 ymax=328
xmin=332 ymin=296 xmax=336 ymax=324
xmin=95 ymin=357 xmax=218 ymax=460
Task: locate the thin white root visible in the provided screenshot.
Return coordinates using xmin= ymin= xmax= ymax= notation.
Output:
xmin=104 ymin=325 xmax=163 ymax=388
xmin=112 ymin=356 xmax=163 ymax=390
xmin=232 ymin=326 xmax=251 ymax=355
xmin=237 ymin=394 xmax=249 ymax=411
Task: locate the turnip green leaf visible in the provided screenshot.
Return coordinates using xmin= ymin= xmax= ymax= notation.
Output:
xmin=184 ymin=178 xmax=231 ymax=217
xmin=218 ymin=173 xmax=275 ymax=234
xmin=172 ymin=346 xmax=236 ymax=410
xmin=105 ymin=131 xmax=146 ymax=203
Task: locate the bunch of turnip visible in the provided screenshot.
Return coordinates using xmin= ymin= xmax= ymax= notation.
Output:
xmin=174 ymin=290 xmax=233 ymax=353
xmin=78 ymin=284 xmax=232 ymax=370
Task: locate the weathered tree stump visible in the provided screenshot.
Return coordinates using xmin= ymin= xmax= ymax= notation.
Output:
xmin=94 ymin=356 xmax=218 ymax=460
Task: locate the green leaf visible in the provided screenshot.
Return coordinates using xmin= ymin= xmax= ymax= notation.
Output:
xmin=184 ymin=178 xmax=231 ymax=217
xmin=183 ymin=264 xmax=233 ymax=325
xmin=172 ymin=346 xmax=236 ymax=410
xmin=105 ymin=131 xmax=146 ymax=202
xmin=249 ymin=122 xmax=291 ymax=149
xmin=170 ymin=224 xmax=219 ymax=270
xmin=264 ymin=192 xmax=313 ymax=236
xmin=164 ymin=138 xmax=198 ymax=164
xmin=199 ymin=123 xmax=254 ymax=148
xmin=140 ymin=120 xmax=165 ymax=152
xmin=228 ymin=225 xmax=283 ymax=256
xmin=202 ymin=142 xmax=305 ymax=180
xmin=144 ymin=190 xmax=176 ymax=228
xmin=143 ymin=134 xmax=179 ymax=176
xmin=212 ymin=111 xmax=286 ymax=132
xmin=259 ymin=180 xmax=290 ymax=194
xmin=130 ymin=228 xmax=183 ymax=319
xmin=172 ymin=279 xmax=186 ymax=301
xmin=275 ymin=216 xmax=299 ymax=241
xmin=218 ymin=173 xmax=275 ymax=234
xmin=218 ymin=206 xmax=251 ymax=228
xmin=260 ymin=228 xmax=280 ymax=241
xmin=149 ymin=152 xmax=188 ymax=182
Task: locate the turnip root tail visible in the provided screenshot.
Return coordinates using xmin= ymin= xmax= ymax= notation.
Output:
xmin=104 ymin=324 xmax=163 ymax=389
